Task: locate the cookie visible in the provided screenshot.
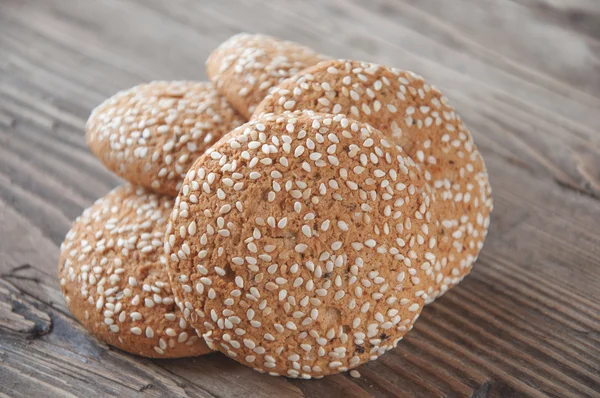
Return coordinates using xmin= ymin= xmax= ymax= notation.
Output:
xmin=87 ymin=81 xmax=245 ymax=196
xmin=254 ymin=60 xmax=493 ymax=301
xmin=206 ymin=33 xmax=328 ymax=119
xmin=58 ymin=184 xmax=211 ymax=358
xmin=165 ymin=110 xmax=439 ymax=377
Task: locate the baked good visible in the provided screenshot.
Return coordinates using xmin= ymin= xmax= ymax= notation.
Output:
xmin=165 ymin=110 xmax=439 ymax=377
xmin=253 ymin=60 xmax=493 ymax=301
xmin=58 ymin=184 xmax=211 ymax=358
xmin=87 ymin=81 xmax=245 ymax=196
xmin=206 ymin=33 xmax=328 ymax=119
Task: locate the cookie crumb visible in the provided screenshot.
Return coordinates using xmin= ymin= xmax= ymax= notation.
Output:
xmin=350 ymin=370 xmax=361 ymax=378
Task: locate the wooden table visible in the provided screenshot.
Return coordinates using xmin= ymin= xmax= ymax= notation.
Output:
xmin=1 ymin=0 xmax=599 ymax=397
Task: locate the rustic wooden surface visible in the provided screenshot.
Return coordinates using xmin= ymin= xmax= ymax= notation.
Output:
xmin=1 ymin=0 xmax=599 ymax=396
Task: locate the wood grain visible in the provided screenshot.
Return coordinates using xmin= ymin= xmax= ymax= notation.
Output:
xmin=1 ymin=0 xmax=599 ymax=397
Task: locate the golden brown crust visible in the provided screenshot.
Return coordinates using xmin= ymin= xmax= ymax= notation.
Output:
xmin=206 ymin=33 xmax=328 ymax=119
xmin=86 ymin=81 xmax=245 ymax=196
xmin=58 ymin=184 xmax=211 ymax=358
xmin=254 ymin=60 xmax=493 ymax=301
xmin=165 ymin=110 xmax=439 ymax=377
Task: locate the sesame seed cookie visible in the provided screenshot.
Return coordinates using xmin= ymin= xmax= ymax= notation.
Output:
xmin=165 ymin=110 xmax=439 ymax=377
xmin=254 ymin=60 xmax=493 ymax=302
xmin=87 ymin=81 xmax=245 ymax=196
xmin=58 ymin=184 xmax=211 ymax=358
xmin=206 ymin=33 xmax=328 ymax=119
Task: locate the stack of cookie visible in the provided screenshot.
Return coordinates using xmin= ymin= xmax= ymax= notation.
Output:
xmin=59 ymin=33 xmax=492 ymax=377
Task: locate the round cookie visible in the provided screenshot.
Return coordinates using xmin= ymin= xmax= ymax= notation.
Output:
xmin=253 ymin=60 xmax=493 ymax=302
xmin=206 ymin=33 xmax=328 ymax=119
xmin=87 ymin=81 xmax=245 ymax=196
xmin=58 ymin=184 xmax=211 ymax=358
xmin=165 ymin=110 xmax=439 ymax=378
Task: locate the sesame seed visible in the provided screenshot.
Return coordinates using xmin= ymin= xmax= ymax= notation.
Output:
xmin=295 ymin=244 xmax=308 ymax=253
xmin=130 ymin=327 xmax=142 ymax=336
